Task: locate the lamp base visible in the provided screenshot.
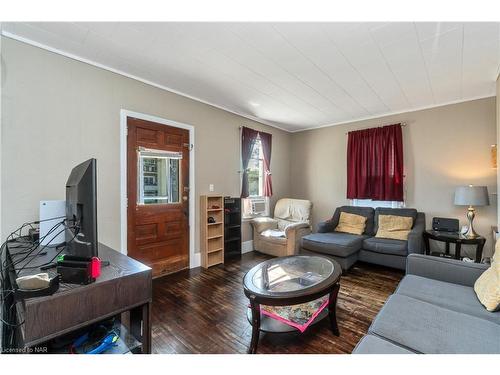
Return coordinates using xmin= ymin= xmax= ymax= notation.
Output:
xmin=464 ymin=206 xmax=479 ymax=239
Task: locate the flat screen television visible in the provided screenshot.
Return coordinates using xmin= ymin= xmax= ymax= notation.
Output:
xmin=65 ymin=158 xmax=98 ymax=259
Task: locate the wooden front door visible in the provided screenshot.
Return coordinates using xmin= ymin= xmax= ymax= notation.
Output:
xmin=127 ymin=117 xmax=190 ymax=277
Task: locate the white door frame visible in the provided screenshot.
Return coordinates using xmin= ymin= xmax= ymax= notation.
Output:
xmin=119 ymin=109 xmax=199 ymax=268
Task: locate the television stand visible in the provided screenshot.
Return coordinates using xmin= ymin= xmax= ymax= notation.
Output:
xmin=1 ymin=241 xmax=152 ymax=353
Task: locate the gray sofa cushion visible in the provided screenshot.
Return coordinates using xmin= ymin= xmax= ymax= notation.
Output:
xmin=358 ymin=249 xmax=406 ymax=270
xmin=300 ymin=248 xmax=358 ymax=270
xmin=363 ymin=237 xmax=408 ymax=256
xmin=301 ymin=232 xmax=367 ymax=258
xmin=396 ymin=275 xmax=500 ymax=324
xmin=331 ymin=206 xmax=375 ymax=236
xmin=406 ymin=254 xmax=489 ymax=287
xmin=374 ymin=207 xmax=418 ymax=233
xmin=369 ymin=294 xmax=500 ymax=353
xmin=352 ymin=334 xmax=416 ymax=354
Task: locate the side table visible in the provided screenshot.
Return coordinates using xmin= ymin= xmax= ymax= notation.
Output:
xmin=422 ymin=230 xmax=486 ymax=263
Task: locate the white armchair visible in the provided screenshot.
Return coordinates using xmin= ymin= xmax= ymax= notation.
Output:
xmin=250 ymin=198 xmax=312 ymax=257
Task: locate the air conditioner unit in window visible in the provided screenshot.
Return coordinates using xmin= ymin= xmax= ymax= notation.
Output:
xmin=250 ymin=198 xmax=267 ymax=216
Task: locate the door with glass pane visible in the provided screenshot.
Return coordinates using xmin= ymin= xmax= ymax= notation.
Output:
xmin=127 ymin=117 xmax=190 ymax=277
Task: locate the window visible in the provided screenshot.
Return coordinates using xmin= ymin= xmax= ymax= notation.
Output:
xmin=242 ymin=135 xmax=269 ymax=218
xmin=347 ymin=124 xmax=404 ymax=202
xmin=247 ymin=136 xmax=264 ymax=197
xmin=351 ymin=199 xmax=404 ymax=209
xmin=137 ymin=148 xmax=181 ymax=205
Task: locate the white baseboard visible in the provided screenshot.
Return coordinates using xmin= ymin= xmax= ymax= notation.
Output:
xmin=242 ymin=240 xmax=254 ymax=254
xmin=192 ymin=243 xmax=252 ymax=267
xmin=190 ymin=252 xmax=201 ymax=268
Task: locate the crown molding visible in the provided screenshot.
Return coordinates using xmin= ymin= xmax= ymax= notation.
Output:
xmin=289 ymin=94 xmax=496 ymax=133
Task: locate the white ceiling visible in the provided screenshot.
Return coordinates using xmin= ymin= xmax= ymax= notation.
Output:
xmin=2 ymin=22 xmax=500 ymax=132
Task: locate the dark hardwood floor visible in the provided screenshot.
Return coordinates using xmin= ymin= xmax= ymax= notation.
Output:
xmin=151 ymin=252 xmax=403 ymax=354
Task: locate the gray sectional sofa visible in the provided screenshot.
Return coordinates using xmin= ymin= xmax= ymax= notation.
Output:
xmin=353 ymin=254 xmax=500 ymax=354
xmin=300 ymin=206 xmax=426 ymax=270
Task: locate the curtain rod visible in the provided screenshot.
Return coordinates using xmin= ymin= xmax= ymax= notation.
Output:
xmin=345 ymin=122 xmax=407 ymax=135
xmin=239 ymin=125 xmax=271 ymax=134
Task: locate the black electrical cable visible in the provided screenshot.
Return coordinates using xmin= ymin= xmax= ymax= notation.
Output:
xmin=11 ymin=221 xmax=67 ymax=270
xmin=0 ymin=241 xmax=20 ymax=350
xmin=11 ymin=251 xmax=47 ymax=258
xmin=0 ymin=314 xmax=24 ymax=328
xmin=10 ymin=249 xmax=47 ymax=256
xmin=17 ymin=224 xmax=80 ymax=273
xmin=0 ymin=217 xmax=74 ymax=286
xmin=5 ymin=220 xmax=66 ymax=269
xmin=1 ymin=215 xmax=67 ymax=249
xmin=30 ymin=232 xmax=80 ymax=271
xmin=0 ymin=215 xmax=69 ymax=350
xmin=0 ymin=290 xmax=19 ymax=327
xmin=15 ymin=222 xmax=76 ymax=273
xmin=0 ymin=219 xmax=60 ymax=268
xmin=0 ymin=222 xmax=35 ymax=259
xmin=1 ymin=217 xmax=67 ymax=286
xmin=7 ymin=224 xmax=63 ymax=262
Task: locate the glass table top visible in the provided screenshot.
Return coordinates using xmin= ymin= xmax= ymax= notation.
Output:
xmin=250 ymin=256 xmax=334 ymax=294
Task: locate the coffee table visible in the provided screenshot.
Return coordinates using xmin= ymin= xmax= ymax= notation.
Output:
xmin=243 ymin=255 xmax=342 ymax=353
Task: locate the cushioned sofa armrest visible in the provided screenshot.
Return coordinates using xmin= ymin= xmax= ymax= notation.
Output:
xmin=250 ymin=217 xmax=278 ymax=234
xmin=406 ymin=254 xmax=489 ymax=287
xmin=285 ymin=222 xmax=310 ymax=237
xmin=407 ymin=212 xmax=426 ymax=254
xmin=317 ymin=220 xmax=334 ymax=233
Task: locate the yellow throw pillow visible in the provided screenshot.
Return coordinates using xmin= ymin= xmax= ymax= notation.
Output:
xmin=474 ymin=241 xmax=500 ymax=312
xmin=335 ymin=212 xmax=367 ymax=235
xmin=375 ymin=214 xmax=413 ymax=241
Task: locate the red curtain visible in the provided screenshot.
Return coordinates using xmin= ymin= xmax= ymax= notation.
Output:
xmin=347 ymin=124 xmax=404 ymax=201
xmin=240 ymin=127 xmax=259 ymax=198
xmin=259 ymin=131 xmax=273 ymax=197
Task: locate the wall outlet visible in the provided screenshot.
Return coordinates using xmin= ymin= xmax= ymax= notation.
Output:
xmin=209 ymin=184 xmax=214 ymax=192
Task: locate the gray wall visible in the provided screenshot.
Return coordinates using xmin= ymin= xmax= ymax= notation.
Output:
xmin=0 ymin=33 xmax=3 ymax=241
xmin=0 ymin=37 xmax=292 ymax=254
xmin=497 ymin=76 xmax=500 ymax=230
xmin=1 ymin=36 xmax=498 ymax=260
xmin=290 ymin=97 xmax=498 ymax=258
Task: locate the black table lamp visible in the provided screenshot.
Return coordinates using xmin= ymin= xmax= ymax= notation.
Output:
xmin=454 ymin=185 xmax=489 ymax=238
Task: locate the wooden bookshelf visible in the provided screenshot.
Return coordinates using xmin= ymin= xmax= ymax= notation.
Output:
xmin=200 ymin=195 xmax=224 ymax=268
